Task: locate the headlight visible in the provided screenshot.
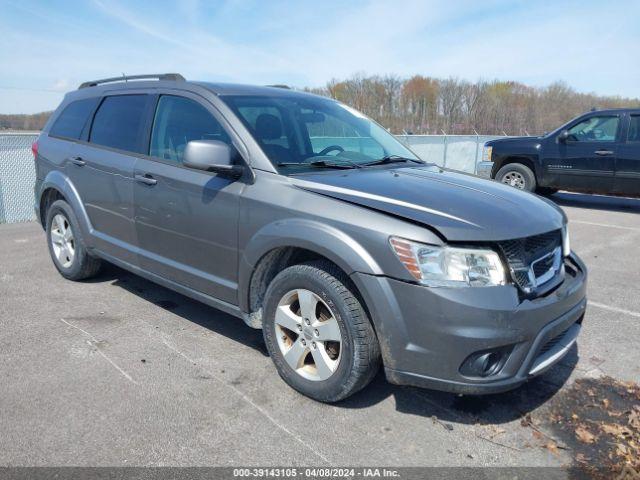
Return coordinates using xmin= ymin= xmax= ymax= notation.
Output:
xmin=562 ymin=225 xmax=571 ymax=257
xmin=482 ymin=145 xmax=493 ymax=162
xmin=390 ymin=237 xmax=506 ymax=287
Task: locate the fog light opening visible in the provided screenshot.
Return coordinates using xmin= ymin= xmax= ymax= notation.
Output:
xmin=460 ymin=347 xmax=512 ymax=378
xmin=482 ymin=352 xmax=502 ymax=376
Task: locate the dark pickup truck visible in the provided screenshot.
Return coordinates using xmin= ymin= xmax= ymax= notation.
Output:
xmin=477 ymin=109 xmax=640 ymax=196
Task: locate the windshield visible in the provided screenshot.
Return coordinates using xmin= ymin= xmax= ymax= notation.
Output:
xmin=221 ymin=94 xmax=420 ymax=173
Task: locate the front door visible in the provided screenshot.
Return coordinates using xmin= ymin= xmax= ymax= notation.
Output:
xmin=614 ymin=113 xmax=640 ymax=195
xmin=133 ymin=94 xmax=243 ymax=305
xmin=543 ymin=114 xmax=620 ymax=193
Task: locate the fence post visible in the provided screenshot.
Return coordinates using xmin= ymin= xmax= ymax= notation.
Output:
xmin=473 ymin=131 xmax=480 ymax=175
xmin=441 ymin=131 xmax=448 ymax=168
xmin=0 ymin=172 xmax=5 ymax=224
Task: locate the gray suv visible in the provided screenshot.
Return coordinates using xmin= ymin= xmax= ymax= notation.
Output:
xmin=34 ymin=74 xmax=587 ymax=402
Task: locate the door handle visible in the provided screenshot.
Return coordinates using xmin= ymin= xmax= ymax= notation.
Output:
xmin=68 ymin=156 xmax=86 ymax=166
xmin=135 ymin=174 xmax=157 ymax=186
xmin=594 ymin=150 xmax=614 ymax=156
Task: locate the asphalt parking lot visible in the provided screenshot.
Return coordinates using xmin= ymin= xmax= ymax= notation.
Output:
xmin=0 ymin=192 xmax=638 ymax=468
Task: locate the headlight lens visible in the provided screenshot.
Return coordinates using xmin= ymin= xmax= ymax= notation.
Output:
xmin=562 ymin=224 xmax=571 ymax=257
xmin=482 ymin=145 xmax=493 ymax=162
xmin=390 ymin=237 xmax=506 ymax=287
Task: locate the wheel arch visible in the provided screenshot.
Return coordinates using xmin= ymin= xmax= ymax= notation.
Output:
xmin=38 ymin=171 xmax=92 ymax=239
xmin=493 ymin=155 xmax=539 ymax=181
xmin=239 ymin=219 xmax=383 ymax=328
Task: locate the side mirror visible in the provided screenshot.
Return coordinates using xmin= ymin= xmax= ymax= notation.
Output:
xmin=558 ymin=130 xmax=570 ymax=143
xmin=183 ymin=140 xmax=244 ymax=178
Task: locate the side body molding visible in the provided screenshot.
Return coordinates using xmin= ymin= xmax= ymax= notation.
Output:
xmin=238 ymin=218 xmax=383 ymax=313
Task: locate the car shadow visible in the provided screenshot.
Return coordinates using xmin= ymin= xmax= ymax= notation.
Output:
xmin=340 ymin=345 xmax=577 ymax=425
xmin=92 ymin=262 xmax=577 ymax=426
xmin=550 ymin=191 xmax=640 ymax=213
xmin=92 ymin=263 xmax=269 ymax=357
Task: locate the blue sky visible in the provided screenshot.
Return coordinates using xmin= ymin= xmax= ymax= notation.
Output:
xmin=1 ymin=0 xmax=638 ymax=113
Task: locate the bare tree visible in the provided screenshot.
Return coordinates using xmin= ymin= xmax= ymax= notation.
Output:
xmin=5 ymin=75 xmax=640 ymax=134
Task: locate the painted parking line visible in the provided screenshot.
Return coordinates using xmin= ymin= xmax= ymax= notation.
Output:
xmin=137 ymin=318 xmax=331 ymax=464
xmin=589 ymin=301 xmax=640 ymax=319
xmin=60 ymin=318 xmax=138 ymax=385
xmin=572 ymin=220 xmax=640 ymax=232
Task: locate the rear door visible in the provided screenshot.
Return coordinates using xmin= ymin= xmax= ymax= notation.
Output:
xmin=543 ymin=113 xmax=621 ymax=193
xmin=614 ymin=113 xmax=640 ymax=195
xmin=71 ymin=93 xmax=152 ymax=265
xmin=133 ymin=92 xmax=244 ymax=304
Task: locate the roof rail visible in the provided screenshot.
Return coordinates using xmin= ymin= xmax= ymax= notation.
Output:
xmin=78 ymin=73 xmax=185 ymax=89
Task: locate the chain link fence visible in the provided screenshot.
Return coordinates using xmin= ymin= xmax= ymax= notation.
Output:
xmin=0 ymin=132 xmax=507 ymax=224
xmin=397 ymin=134 xmax=506 ymax=173
xmin=0 ymin=133 xmax=39 ymax=224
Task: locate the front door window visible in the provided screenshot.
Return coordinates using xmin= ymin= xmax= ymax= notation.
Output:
xmin=566 ymin=115 xmax=619 ymax=142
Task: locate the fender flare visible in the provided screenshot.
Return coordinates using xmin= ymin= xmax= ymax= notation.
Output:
xmin=495 ymin=154 xmax=540 ymax=180
xmin=38 ymin=170 xmax=93 ymax=242
xmin=238 ymin=218 xmax=383 ymax=312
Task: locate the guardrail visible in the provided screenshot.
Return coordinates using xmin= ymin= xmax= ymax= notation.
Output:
xmin=0 ymin=132 xmax=508 ymax=224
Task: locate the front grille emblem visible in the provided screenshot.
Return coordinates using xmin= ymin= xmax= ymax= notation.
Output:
xmin=499 ymin=230 xmax=563 ymax=294
xmin=526 ymin=247 xmax=563 ymax=290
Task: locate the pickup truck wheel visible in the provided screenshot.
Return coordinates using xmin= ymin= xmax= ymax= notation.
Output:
xmin=496 ymin=163 xmax=536 ymax=192
xmin=46 ymin=199 xmax=102 ymax=281
xmin=262 ymin=260 xmax=381 ymax=403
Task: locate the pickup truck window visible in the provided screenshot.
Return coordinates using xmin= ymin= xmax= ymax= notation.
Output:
xmin=628 ymin=115 xmax=640 ymax=142
xmin=567 ymin=115 xmax=619 ymax=142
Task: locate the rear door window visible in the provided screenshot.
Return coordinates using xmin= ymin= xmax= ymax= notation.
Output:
xmin=89 ymin=95 xmax=148 ymax=153
xmin=627 ymin=115 xmax=640 ymax=142
xmin=49 ymin=98 xmax=98 ymax=140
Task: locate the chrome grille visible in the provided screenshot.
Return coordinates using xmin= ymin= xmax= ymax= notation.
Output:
xmin=498 ymin=230 xmax=562 ymax=293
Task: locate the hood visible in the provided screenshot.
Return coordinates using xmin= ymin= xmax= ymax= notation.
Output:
xmin=291 ymin=165 xmax=564 ymax=242
xmin=485 ymin=136 xmax=542 ymax=151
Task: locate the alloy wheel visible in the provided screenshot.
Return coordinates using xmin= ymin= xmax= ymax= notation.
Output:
xmin=50 ymin=213 xmax=75 ymax=268
xmin=274 ymin=289 xmax=342 ymax=381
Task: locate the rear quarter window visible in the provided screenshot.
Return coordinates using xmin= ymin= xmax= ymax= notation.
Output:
xmin=89 ymin=95 xmax=148 ymax=153
xmin=49 ymin=98 xmax=99 ymax=140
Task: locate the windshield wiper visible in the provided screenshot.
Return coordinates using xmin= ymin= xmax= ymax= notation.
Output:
xmin=310 ymin=159 xmax=362 ymax=169
xmin=277 ymin=160 xmax=360 ymax=169
xmin=361 ymin=155 xmax=424 ymax=167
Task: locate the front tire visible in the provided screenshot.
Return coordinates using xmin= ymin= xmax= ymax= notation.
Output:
xmin=262 ymin=261 xmax=380 ymax=403
xmin=495 ymin=163 xmax=536 ymax=192
xmin=46 ymin=199 xmax=102 ymax=281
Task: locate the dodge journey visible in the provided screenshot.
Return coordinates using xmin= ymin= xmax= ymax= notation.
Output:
xmin=34 ymin=74 xmax=587 ymax=402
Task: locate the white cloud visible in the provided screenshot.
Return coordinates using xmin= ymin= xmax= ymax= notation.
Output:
xmin=51 ymin=79 xmax=70 ymax=92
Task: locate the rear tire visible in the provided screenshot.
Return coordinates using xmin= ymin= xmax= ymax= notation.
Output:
xmin=262 ymin=260 xmax=380 ymax=403
xmin=495 ymin=163 xmax=536 ymax=192
xmin=46 ymin=199 xmax=102 ymax=281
